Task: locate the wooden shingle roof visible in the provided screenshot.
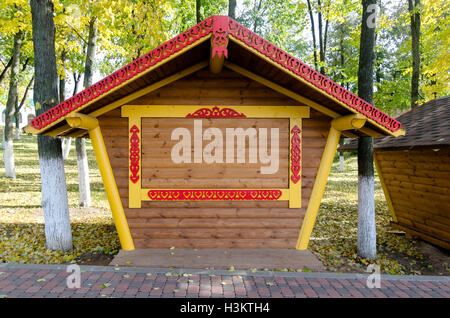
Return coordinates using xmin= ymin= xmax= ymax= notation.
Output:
xmin=340 ymin=96 xmax=450 ymax=151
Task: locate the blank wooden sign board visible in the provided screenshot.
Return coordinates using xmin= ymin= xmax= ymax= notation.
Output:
xmin=24 ymin=15 xmax=404 ymax=251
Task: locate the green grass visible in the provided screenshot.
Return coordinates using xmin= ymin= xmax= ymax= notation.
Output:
xmin=0 ymin=133 xmax=433 ymax=273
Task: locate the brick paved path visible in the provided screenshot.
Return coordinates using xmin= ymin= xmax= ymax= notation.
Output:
xmin=0 ymin=263 xmax=449 ymax=298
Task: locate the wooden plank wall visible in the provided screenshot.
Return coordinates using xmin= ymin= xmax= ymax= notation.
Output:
xmin=376 ymin=148 xmax=450 ymax=249
xmin=99 ymin=68 xmax=330 ymax=249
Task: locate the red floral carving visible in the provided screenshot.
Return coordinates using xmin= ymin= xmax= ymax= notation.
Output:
xmin=129 ymin=125 xmax=140 ymax=184
xmin=186 ymin=106 xmax=246 ymax=118
xmin=290 ymin=125 xmax=301 ymax=184
xmin=147 ymin=189 xmax=282 ymax=201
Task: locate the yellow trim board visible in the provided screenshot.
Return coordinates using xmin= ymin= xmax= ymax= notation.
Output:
xmin=122 ymin=105 xmax=309 ymax=119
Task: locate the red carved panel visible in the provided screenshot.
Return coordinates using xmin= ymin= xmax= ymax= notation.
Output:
xmin=147 ymin=189 xmax=282 ymax=201
xmin=290 ymin=125 xmax=301 ymax=184
xmin=129 ymin=125 xmax=140 ymax=184
xmin=186 ymin=106 xmax=246 ymax=118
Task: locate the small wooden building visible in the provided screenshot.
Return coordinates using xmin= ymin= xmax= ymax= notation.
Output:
xmin=341 ymin=96 xmax=450 ymax=250
xmin=24 ymin=16 xmax=404 ymax=251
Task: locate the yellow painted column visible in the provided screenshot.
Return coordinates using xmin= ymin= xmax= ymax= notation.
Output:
xmin=296 ymin=114 xmax=366 ymax=250
xmin=89 ymin=127 xmax=135 ymax=250
xmin=66 ymin=114 xmax=135 ymax=251
xmin=296 ymin=126 xmax=341 ymax=250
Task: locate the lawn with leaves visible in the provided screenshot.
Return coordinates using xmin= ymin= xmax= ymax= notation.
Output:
xmin=0 ymin=133 xmax=120 ymax=265
xmin=0 ymin=133 xmax=448 ymax=274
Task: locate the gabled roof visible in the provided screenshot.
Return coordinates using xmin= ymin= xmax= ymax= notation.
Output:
xmin=25 ymin=15 xmax=403 ymax=138
xmin=340 ymin=96 xmax=450 ymax=151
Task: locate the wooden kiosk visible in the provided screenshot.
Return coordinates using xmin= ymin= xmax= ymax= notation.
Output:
xmin=24 ymin=16 xmax=404 ymax=252
xmin=341 ymin=97 xmax=449 ymax=250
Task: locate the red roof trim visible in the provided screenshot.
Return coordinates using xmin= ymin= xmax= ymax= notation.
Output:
xmin=30 ymin=15 xmax=401 ymax=134
xmin=30 ymin=16 xmax=214 ymax=131
xmin=227 ymin=19 xmax=401 ymax=133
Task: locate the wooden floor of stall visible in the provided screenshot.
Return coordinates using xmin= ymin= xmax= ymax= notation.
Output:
xmin=110 ymin=249 xmax=325 ymax=271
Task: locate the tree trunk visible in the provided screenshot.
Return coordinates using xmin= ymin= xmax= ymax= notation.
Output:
xmin=75 ymin=16 xmax=97 ymax=208
xmin=408 ymin=0 xmax=421 ymax=108
xmin=14 ymin=102 xmax=20 ymax=141
xmin=76 ymin=138 xmax=91 ymax=206
xmin=3 ymin=31 xmax=22 ymax=179
xmin=59 ymin=50 xmax=72 ymax=159
xmin=357 ymin=0 xmax=377 ymax=260
xmin=228 ymin=0 xmax=236 ymax=19
xmin=307 ymin=0 xmax=318 ymax=70
xmin=31 ymin=0 xmax=72 ymax=251
xmin=196 ymin=0 xmax=201 ymax=23
xmin=72 ymin=71 xmax=81 ymax=96
xmin=339 ymin=138 xmax=345 ymax=172
xmin=0 ymin=56 xmax=13 ymax=86
xmin=63 ymin=138 xmax=72 ymax=160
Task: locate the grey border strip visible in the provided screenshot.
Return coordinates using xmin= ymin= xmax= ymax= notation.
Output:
xmin=1 ymin=263 xmax=449 ymax=282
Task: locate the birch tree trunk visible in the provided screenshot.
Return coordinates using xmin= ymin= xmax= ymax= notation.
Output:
xmin=59 ymin=50 xmax=72 ymax=160
xmin=357 ymin=0 xmax=377 ymax=260
xmin=63 ymin=138 xmax=72 ymax=160
xmin=3 ymin=31 xmax=22 ymax=179
xmin=75 ymin=16 xmax=97 ymax=207
xmin=31 ymin=0 xmax=72 ymax=251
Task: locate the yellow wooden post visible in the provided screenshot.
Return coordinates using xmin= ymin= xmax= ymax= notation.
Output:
xmin=296 ymin=126 xmax=341 ymax=250
xmin=66 ymin=113 xmax=135 ymax=251
xmin=296 ymin=114 xmax=366 ymax=250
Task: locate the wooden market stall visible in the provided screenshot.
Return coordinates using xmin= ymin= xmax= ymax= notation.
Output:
xmin=24 ymin=15 xmax=404 ymax=251
xmin=341 ymin=96 xmax=450 ymax=250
